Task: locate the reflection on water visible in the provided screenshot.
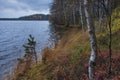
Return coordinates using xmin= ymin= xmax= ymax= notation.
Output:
xmin=0 ymin=21 xmax=60 ymax=80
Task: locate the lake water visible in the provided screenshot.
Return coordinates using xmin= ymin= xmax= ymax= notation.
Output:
xmin=0 ymin=21 xmax=59 ymax=80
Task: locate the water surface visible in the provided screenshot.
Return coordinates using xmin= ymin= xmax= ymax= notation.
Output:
xmin=0 ymin=21 xmax=55 ymax=79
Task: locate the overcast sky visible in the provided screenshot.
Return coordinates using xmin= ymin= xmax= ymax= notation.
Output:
xmin=0 ymin=0 xmax=52 ymax=18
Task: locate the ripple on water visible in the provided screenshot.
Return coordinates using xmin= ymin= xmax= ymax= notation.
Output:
xmin=0 ymin=21 xmax=56 ymax=80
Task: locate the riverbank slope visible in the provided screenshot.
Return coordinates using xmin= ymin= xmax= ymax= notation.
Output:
xmin=12 ymin=6 xmax=120 ymax=80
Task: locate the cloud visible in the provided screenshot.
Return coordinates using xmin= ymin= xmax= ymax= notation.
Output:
xmin=19 ymin=0 xmax=52 ymax=10
xmin=0 ymin=0 xmax=29 ymax=10
xmin=0 ymin=8 xmax=47 ymax=18
xmin=0 ymin=0 xmax=52 ymax=18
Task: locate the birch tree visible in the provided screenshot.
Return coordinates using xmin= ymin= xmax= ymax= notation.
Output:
xmin=84 ymin=0 xmax=98 ymax=79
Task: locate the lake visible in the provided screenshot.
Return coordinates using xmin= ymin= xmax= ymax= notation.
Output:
xmin=0 ymin=21 xmax=59 ymax=80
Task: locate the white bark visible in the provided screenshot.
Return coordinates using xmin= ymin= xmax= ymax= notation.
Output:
xmin=84 ymin=0 xmax=97 ymax=80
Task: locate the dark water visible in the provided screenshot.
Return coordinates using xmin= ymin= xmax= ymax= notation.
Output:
xmin=0 ymin=21 xmax=58 ymax=80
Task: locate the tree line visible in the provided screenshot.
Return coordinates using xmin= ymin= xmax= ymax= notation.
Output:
xmin=50 ymin=0 xmax=120 ymax=79
xmin=50 ymin=0 xmax=119 ymax=27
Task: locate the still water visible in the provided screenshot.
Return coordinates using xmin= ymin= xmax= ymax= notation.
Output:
xmin=0 ymin=21 xmax=58 ymax=80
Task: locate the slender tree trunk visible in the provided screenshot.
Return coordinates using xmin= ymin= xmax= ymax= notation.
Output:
xmin=62 ymin=0 xmax=67 ymax=25
xmin=72 ymin=0 xmax=76 ymax=25
xmin=63 ymin=8 xmax=67 ymax=24
xmin=108 ymin=16 xmax=112 ymax=75
xmin=84 ymin=0 xmax=97 ymax=79
xmin=104 ymin=0 xmax=112 ymax=76
xmin=108 ymin=1 xmax=112 ymax=75
xmin=100 ymin=0 xmax=113 ymax=76
xmin=73 ymin=7 xmax=76 ymax=25
xmin=79 ymin=0 xmax=84 ymax=32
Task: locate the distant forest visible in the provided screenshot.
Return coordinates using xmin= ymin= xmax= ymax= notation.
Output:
xmin=0 ymin=14 xmax=49 ymax=20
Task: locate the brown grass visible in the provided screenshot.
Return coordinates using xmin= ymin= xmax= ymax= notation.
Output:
xmin=41 ymin=29 xmax=90 ymax=63
xmin=11 ymin=29 xmax=90 ymax=80
xmin=12 ymin=27 xmax=120 ymax=80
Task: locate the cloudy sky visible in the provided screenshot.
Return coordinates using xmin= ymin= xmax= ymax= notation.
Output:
xmin=0 ymin=0 xmax=52 ymax=18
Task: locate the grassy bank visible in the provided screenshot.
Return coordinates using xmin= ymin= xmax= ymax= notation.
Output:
xmin=12 ymin=29 xmax=90 ymax=80
xmin=12 ymin=7 xmax=120 ymax=80
xmin=12 ymin=28 xmax=120 ymax=80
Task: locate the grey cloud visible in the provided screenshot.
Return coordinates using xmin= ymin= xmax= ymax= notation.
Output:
xmin=18 ymin=0 xmax=52 ymax=10
xmin=0 ymin=0 xmax=52 ymax=18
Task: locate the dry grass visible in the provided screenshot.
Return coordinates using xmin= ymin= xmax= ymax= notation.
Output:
xmin=42 ymin=29 xmax=90 ymax=62
xmin=39 ymin=29 xmax=91 ymax=80
xmin=12 ymin=25 xmax=120 ymax=80
xmin=12 ymin=29 xmax=90 ymax=80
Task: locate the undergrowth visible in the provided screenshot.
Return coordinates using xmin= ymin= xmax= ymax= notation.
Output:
xmin=12 ymin=6 xmax=120 ymax=80
xmin=13 ymin=28 xmax=120 ymax=80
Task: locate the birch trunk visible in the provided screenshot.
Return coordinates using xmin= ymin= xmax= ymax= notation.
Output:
xmin=84 ymin=0 xmax=97 ymax=79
